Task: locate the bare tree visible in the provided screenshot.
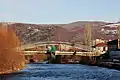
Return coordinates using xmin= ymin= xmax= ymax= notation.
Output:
xmin=84 ymin=23 xmax=92 ymax=51
xmin=0 ymin=24 xmax=25 ymax=74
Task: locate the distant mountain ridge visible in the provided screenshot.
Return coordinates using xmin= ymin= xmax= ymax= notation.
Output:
xmin=0 ymin=21 xmax=118 ymax=44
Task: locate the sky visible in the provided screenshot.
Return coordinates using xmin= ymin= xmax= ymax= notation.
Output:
xmin=1 ymin=0 xmax=120 ymax=24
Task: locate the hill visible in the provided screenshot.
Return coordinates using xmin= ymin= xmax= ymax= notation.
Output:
xmin=0 ymin=21 xmax=118 ymax=45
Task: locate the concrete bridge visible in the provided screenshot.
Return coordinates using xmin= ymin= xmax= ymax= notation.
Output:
xmin=21 ymin=41 xmax=106 ymax=64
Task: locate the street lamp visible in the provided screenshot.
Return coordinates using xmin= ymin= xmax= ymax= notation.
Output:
xmin=47 ymin=27 xmax=51 ymax=44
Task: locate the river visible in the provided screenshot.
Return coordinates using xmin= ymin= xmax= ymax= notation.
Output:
xmin=0 ymin=64 xmax=120 ymax=80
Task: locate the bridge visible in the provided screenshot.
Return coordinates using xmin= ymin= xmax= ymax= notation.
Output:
xmin=21 ymin=41 xmax=106 ymax=64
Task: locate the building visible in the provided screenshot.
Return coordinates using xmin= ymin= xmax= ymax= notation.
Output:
xmin=92 ymin=39 xmax=108 ymax=53
xmin=107 ymin=39 xmax=118 ymax=51
xmin=93 ymin=42 xmax=107 ymax=53
xmin=107 ymin=39 xmax=120 ymax=60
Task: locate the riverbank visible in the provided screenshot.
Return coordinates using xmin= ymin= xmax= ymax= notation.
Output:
xmin=78 ymin=61 xmax=120 ymax=70
xmin=59 ymin=60 xmax=120 ymax=70
xmin=96 ymin=61 xmax=120 ymax=70
xmin=0 ymin=63 xmax=25 ymax=75
xmin=0 ymin=68 xmax=24 ymax=75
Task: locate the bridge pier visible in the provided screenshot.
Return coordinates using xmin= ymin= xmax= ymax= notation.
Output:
xmin=46 ymin=54 xmax=61 ymax=64
xmin=25 ymin=55 xmax=33 ymax=63
xmin=79 ymin=56 xmax=90 ymax=64
xmin=25 ymin=54 xmax=47 ymax=63
xmin=89 ymin=56 xmax=97 ymax=65
xmin=55 ymin=55 xmax=61 ymax=64
xmin=52 ymin=55 xmax=61 ymax=64
xmin=78 ymin=56 xmax=98 ymax=65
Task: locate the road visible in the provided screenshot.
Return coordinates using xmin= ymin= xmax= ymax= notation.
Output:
xmin=0 ymin=64 xmax=120 ymax=80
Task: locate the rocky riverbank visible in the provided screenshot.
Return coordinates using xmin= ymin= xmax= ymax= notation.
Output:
xmin=96 ymin=61 xmax=120 ymax=70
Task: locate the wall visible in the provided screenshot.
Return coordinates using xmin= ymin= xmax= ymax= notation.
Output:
xmin=109 ymin=51 xmax=120 ymax=59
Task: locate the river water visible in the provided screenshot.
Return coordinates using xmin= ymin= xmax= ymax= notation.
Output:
xmin=0 ymin=64 xmax=120 ymax=80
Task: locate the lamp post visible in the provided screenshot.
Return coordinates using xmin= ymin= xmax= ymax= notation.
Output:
xmin=47 ymin=27 xmax=51 ymax=44
xmin=58 ymin=32 xmax=61 ymax=51
xmin=117 ymin=25 xmax=120 ymax=49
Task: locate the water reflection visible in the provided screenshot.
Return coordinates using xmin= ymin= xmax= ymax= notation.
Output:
xmin=0 ymin=64 xmax=120 ymax=80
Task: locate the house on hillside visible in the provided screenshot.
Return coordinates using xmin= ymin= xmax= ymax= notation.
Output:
xmin=93 ymin=42 xmax=107 ymax=53
xmin=92 ymin=39 xmax=108 ymax=54
xmin=101 ymin=22 xmax=120 ymax=35
xmin=92 ymin=39 xmax=106 ymax=45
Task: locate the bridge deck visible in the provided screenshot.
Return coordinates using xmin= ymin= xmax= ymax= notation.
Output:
xmin=23 ymin=51 xmax=105 ymax=56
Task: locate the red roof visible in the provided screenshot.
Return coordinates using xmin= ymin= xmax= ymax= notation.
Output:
xmin=95 ymin=43 xmax=107 ymax=47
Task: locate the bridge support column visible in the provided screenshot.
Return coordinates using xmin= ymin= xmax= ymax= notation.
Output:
xmin=25 ymin=55 xmax=34 ymax=63
xmin=89 ymin=56 xmax=97 ymax=65
xmin=47 ymin=53 xmax=61 ymax=64
xmin=48 ymin=55 xmax=61 ymax=64
xmin=79 ymin=56 xmax=97 ymax=64
xmin=25 ymin=55 xmax=30 ymax=60
xmin=54 ymin=55 xmax=61 ymax=64
xmin=79 ymin=56 xmax=90 ymax=64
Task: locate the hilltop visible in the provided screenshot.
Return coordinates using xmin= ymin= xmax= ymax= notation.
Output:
xmin=0 ymin=21 xmax=118 ymax=44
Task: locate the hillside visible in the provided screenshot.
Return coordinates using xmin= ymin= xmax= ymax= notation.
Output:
xmin=0 ymin=21 xmax=118 ymax=45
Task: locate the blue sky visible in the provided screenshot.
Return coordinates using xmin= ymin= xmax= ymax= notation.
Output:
xmin=1 ymin=0 xmax=120 ymax=24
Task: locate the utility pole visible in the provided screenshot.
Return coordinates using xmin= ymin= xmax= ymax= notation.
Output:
xmin=58 ymin=32 xmax=61 ymax=51
xmin=117 ymin=25 xmax=120 ymax=49
xmin=47 ymin=27 xmax=51 ymax=44
xmin=84 ymin=23 xmax=92 ymax=51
